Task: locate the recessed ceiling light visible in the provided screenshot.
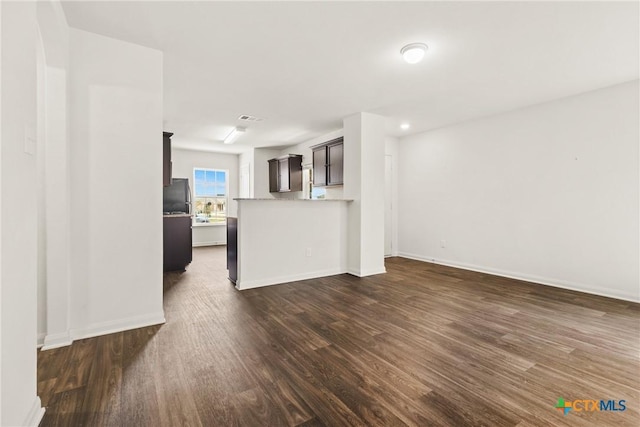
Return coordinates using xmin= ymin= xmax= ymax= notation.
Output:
xmin=223 ymin=126 xmax=246 ymax=144
xmin=401 ymin=43 xmax=428 ymax=64
xmin=400 ymin=123 xmax=410 ymax=130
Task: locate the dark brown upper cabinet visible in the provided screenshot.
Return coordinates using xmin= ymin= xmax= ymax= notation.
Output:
xmin=163 ymin=132 xmax=173 ymax=187
xmin=268 ymin=154 xmax=303 ymax=193
xmin=312 ymin=137 xmax=343 ymax=187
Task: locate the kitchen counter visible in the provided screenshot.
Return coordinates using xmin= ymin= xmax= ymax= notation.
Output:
xmin=163 ymin=213 xmax=192 ymax=218
xmin=229 ymin=198 xmax=349 ymax=290
xmin=234 ymin=198 xmax=353 ymax=202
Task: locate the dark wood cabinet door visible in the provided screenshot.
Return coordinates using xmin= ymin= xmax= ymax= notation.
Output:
xmin=268 ymin=159 xmax=279 ymax=193
xmin=288 ymin=155 xmax=303 ymax=192
xmin=313 ymin=147 xmax=327 ymax=187
xmin=226 ymin=218 xmax=237 ymax=283
xmin=163 ymin=216 xmax=192 ymax=271
xmin=327 ymin=142 xmax=343 ymax=186
xmin=278 ymin=158 xmax=290 ymax=191
xmin=163 ymin=132 xmax=173 ymax=187
xmin=269 ymin=155 xmax=302 ymax=193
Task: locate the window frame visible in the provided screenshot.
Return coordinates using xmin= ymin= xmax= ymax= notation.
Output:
xmin=192 ymin=167 xmax=229 ymax=226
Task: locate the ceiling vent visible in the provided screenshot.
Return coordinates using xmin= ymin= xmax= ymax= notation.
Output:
xmin=238 ymin=114 xmax=264 ymax=122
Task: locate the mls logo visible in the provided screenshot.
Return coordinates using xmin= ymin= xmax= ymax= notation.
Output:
xmin=555 ymin=398 xmax=572 ymax=415
xmin=555 ymin=397 xmax=627 ymax=415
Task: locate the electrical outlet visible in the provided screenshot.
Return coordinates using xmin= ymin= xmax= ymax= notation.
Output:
xmin=440 ymin=240 xmax=446 ymax=248
xmin=306 ymin=247 xmax=312 ymax=257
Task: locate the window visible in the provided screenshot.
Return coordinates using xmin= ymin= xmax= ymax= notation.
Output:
xmin=193 ymin=168 xmax=227 ymax=224
xmin=311 ymin=186 xmax=326 ymax=199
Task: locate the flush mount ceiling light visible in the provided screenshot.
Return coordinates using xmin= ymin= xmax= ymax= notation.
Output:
xmin=401 ymin=43 xmax=428 ymax=64
xmin=223 ymin=126 xmax=246 ymax=144
xmin=400 ymin=123 xmax=410 ymax=130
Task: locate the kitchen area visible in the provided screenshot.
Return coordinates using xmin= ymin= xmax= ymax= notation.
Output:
xmin=162 ymin=131 xmax=240 ymax=273
xmin=228 ymin=136 xmax=355 ymax=290
xmin=163 ymin=113 xmax=388 ymax=288
xmin=162 ymin=131 xmax=193 ymax=272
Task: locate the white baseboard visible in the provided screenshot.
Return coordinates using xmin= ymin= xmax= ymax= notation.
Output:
xmin=70 ymin=312 xmax=166 ymax=341
xmin=237 ymin=268 xmax=347 ymax=290
xmin=23 ymin=396 xmax=45 ymax=427
xmin=37 ymin=332 xmax=46 ymax=348
xmin=41 ymin=331 xmax=73 ymax=351
xmin=40 ymin=312 xmax=166 ymax=351
xmin=347 ymin=267 xmax=387 ymax=277
xmin=193 ymin=241 xmax=226 ymax=247
xmin=398 ymin=252 xmax=640 ymax=303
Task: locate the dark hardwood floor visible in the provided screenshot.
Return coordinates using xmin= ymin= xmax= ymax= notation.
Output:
xmin=38 ymin=246 xmax=639 ymax=426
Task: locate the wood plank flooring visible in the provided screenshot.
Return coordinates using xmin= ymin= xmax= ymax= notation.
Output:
xmin=38 ymin=246 xmax=640 ymax=426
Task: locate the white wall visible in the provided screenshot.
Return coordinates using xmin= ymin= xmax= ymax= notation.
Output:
xmin=236 ymin=200 xmax=349 ymax=289
xmin=252 ymin=147 xmax=282 ymax=199
xmin=68 ymin=28 xmax=165 ymax=337
xmin=239 ymin=149 xmax=254 ymax=198
xmin=36 ymin=24 xmax=47 ymax=346
xmin=171 ymin=148 xmax=239 ymax=246
xmin=0 ymin=1 xmax=45 ymax=424
xmin=37 ymin=0 xmax=72 ymax=350
xmin=398 ymin=80 xmax=640 ymax=302
xmin=385 ymin=137 xmax=399 ymax=256
xmin=343 ymin=113 xmax=386 ymax=277
xmin=1 ymin=1 xmax=3 ymax=420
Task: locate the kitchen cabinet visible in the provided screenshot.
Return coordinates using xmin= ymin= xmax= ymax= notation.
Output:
xmin=268 ymin=154 xmax=303 ymax=193
xmin=163 ymin=214 xmax=192 ymax=271
xmin=312 ymin=137 xmax=343 ymax=187
xmin=227 ymin=217 xmax=237 ymax=284
xmin=163 ymin=131 xmax=173 ymax=187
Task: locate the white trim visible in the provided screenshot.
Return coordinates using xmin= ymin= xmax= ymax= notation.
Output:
xmin=0 ymin=1 xmax=3 ymax=421
xmin=37 ymin=332 xmax=46 ymax=348
xmin=40 ymin=312 xmax=166 ymax=351
xmin=70 ymin=312 xmax=166 ymax=341
xmin=192 ymin=222 xmax=226 ymax=227
xmin=192 ymin=241 xmax=225 ymax=247
xmin=236 ymin=268 xmax=347 ymax=290
xmin=347 ymin=267 xmax=387 ymax=278
xmin=41 ymin=331 xmax=72 ymax=351
xmin=398 ymin=252 xmax=640 ymax=303
xmin=22 ymin=396 xmax=45 ymax=427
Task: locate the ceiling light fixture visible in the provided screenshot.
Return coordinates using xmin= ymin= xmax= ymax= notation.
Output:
xmin=401 ymin=43 xmax=428 ymax=64
xmin=400 ymin=123 xmax=410 ymax=130
xmin=223 ymin=126 xmax=246 ymax=144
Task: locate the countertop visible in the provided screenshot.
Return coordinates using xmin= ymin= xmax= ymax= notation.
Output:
xmin=163 ymin=213 xmax=192 ymax=218
xmin=234 ymin=198 xmax=353 ymax=202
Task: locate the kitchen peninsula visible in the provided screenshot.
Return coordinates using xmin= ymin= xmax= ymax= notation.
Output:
xmin=227 ymin=198 xmax=352 ymax=289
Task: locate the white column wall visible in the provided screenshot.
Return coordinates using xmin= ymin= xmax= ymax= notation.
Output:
xmin=385 ymin=137 xmax=400 ymax=257
xmin=68 ymin=28 xmax=165 ymax=338
xmin=239 ymin=149 xmax=255 ymax=198
xmin=0 ymin=0 xmax=3 ymax=420
xmin=343 ymin=113 xmax=386 ymax=276
xmin=0 ymin=1 xmax=45 ymax=425
xmin=37 ymin=0 xmax=72 ymax=350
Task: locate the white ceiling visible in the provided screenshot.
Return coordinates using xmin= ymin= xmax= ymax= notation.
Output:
xmin=61 ymin=1 xmax=639 ymax=154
